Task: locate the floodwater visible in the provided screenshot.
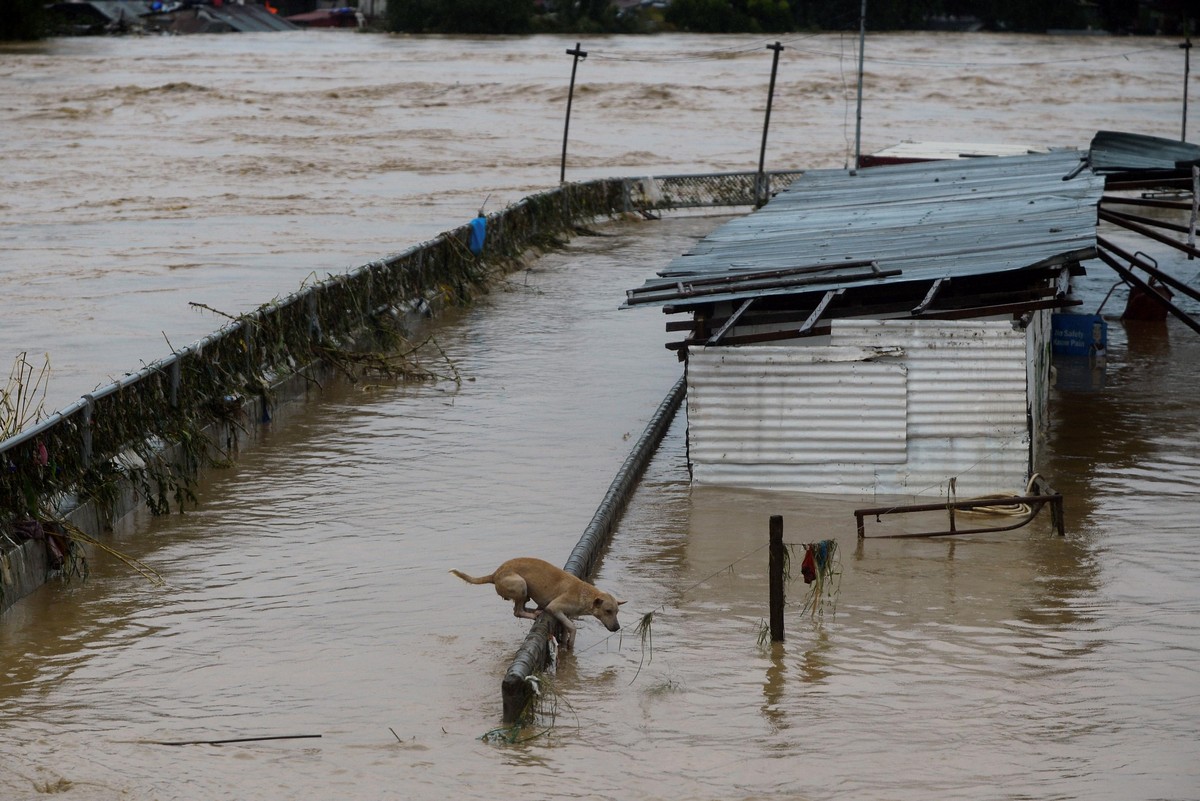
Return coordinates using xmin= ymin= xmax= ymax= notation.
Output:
xmin=2 ymin=30 xmax=1199 ymax=801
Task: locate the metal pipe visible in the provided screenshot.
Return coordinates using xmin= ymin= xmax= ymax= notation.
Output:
xmin=854 ymin=492 xmax=1063 ymax=539
xmin=1182 ymin=22 xmax=1192 ymax=141
xmin=560 ymin=43 xmax=588 ymax=185
xmin=501 ymin=376 xmax=686 ymax=724
xmin=1098 ymin=208 xmax=1200 ymax=261
xmin=852 ymin=0 xmax=868 ymax=173
xmin=756 ymin=42 xmax=784 ymax=207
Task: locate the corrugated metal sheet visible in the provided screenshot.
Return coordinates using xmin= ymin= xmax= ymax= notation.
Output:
xmin=78 ymin=1 xmax=154 ymax=23
xmin=687 ymin=347 xmax=908 ymax=466
xmin=1089 ymin=130 xmax=1200 ymax=173
xmin=687 ymin=320 xmax=1031 ymax=496
xmin=863 ymin=141 xmax=1052 ymax=161
xmin=623 ymin=150 xmax=1104 ymax=309
xmin=204 ymin=5 xmax=298 ymax=31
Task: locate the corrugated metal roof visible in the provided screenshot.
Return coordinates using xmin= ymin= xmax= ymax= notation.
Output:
xmin=623 ymin=149 xmax=1104 ymax=310
xmin=1089 ymin=130 xmax=1200 ymax=173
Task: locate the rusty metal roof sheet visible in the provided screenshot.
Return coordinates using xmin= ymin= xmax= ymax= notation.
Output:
xmin=1089 ymin=130 xmax=1200 ymax=173
xmin=623 ymin=149 xmax=1105 ymax=310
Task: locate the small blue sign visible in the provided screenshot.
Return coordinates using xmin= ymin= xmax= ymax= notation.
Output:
xmin=1051 ymin=313 xmax=1107 ymax=357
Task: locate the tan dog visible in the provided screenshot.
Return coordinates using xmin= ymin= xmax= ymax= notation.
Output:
xmin=450 ymin=557 xmax=625 ymax=649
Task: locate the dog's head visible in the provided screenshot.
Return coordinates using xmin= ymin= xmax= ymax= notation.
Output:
xmin=591 ymin=592 xmax=626 ymax=632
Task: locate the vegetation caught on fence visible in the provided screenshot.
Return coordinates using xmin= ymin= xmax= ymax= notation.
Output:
xmin=2 ymin=170 xmax=797 ymax=618
xmin=0 ymin=180 xmax=628 ymax=545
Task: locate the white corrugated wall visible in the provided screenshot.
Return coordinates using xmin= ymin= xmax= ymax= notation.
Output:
xmin=686 ymin=319 xmax=1035 ymax=497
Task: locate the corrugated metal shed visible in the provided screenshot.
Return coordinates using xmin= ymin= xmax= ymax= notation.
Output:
xmin=624 ymin=150 xmax=1104 ymax=311
xmin=687 ymin=320 xmax=1032 ymax=496
xmin=1089 ymin=130 xmax=1200 ymax=173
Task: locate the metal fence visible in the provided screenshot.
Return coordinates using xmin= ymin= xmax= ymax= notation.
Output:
xmin=623 ymin=171 xmax=804 ymax=210
xmin=0 ymin=171 xmax=803 ymax=526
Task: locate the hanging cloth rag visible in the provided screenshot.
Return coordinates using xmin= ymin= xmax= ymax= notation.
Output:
xmin=801 ymin=545 xmax=817 ymax=584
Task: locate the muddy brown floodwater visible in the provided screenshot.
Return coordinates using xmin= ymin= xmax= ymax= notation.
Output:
xmin=2 ymin=31 xmax=1199 ymax=801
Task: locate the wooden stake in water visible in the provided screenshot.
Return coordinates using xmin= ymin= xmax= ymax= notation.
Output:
xmin=769 ymin=515 xmax=785 ymax=642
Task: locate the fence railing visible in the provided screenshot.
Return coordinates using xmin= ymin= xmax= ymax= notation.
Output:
xmin=1 ymin=171 xmax=803 ymax=526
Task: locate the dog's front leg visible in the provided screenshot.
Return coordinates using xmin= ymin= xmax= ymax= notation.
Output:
xmin=545 ymin=606 xmax=577 ymax=649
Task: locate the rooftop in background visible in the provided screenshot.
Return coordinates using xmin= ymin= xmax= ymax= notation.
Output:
xmin=1088 ymin=130 xmax=1200 ymax=173
xmin=856 ymin=141 xmax=1054 ymax=168
xmin=45 ymin=0 xmax=298 ymax=35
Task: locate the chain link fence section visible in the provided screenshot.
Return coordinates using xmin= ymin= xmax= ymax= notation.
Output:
xmin=624 ymin=171 xmax=804 ymax=210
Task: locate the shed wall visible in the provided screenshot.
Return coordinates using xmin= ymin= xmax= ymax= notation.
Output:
xmin=686 ymin=319 xmax=1033 ymax=496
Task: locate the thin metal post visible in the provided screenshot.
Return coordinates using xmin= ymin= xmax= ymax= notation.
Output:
xmin=769 ymin=515 xmax=785 ymax=642
xmin=852 ymin=0 xmax=867 ymax=173
xmin=1182 ymin=21 xmax=1192 ymax=141
xmin=756 ymin=42 xmax=784 ymax=208
xmin=1191 ymin=165 xmax=1198 ymax=259
xmin=560 ymin=42 xmax=588 ymax=185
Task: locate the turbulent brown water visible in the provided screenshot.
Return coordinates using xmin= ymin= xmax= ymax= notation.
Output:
xmin=2 ymin=31 xmax=1199 ymax=801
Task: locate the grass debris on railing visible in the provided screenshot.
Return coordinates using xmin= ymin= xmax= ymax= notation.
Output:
xmin=2 ymin=172 xmax=801 ymax=603
xmin=1 ymin=353 xmax=49 ymax=441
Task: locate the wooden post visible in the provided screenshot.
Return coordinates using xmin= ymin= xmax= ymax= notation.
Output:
xmin=560 ymin=42 xmax=588 ymax=185
xmin=769 ymin=515 xmax=785 ymax=642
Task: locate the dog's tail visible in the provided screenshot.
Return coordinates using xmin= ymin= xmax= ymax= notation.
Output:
xmin=450 ymin=569 xmax=494 ymax=585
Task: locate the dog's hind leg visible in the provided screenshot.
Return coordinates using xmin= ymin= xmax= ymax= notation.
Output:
xmin=494 ymin=573 xmax=540 ymax=620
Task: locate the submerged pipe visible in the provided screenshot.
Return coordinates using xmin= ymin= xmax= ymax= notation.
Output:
xmin=501 ymin=375 xmax=686 ymax=724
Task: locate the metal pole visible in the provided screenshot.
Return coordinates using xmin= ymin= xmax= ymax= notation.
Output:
xmin=756 ymin=42 xmax=784 ymax=207
xmin=560 ymin=42 xmax=588 ymax=185
xmin=769 ymin=515 xmax=785 ymax=642
xmin=852 ymin=0 xmax=868 ymax=173
xmin=1182 ymin=21 xmax=1192 ymax=141
xmin=1190 ymin=165 xmax=1198 ymax=259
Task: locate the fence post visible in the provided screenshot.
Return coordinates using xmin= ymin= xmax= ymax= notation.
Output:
xmin=769 ymin=514 xmax=785 ymax=642
xmin=169 ymin=357 xmax=181 ymax=409
xmin=81 ymin=395 xmax=94 ymax=470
